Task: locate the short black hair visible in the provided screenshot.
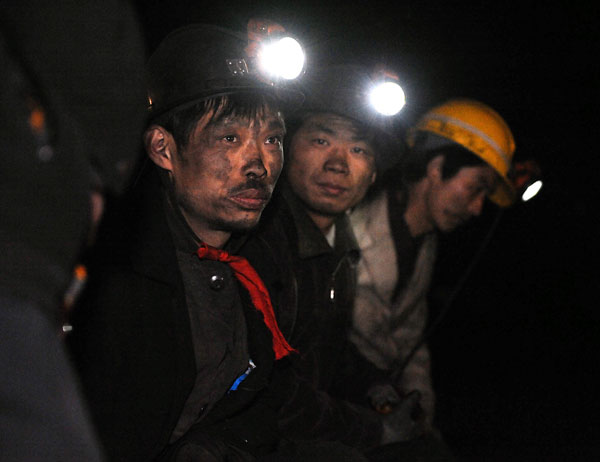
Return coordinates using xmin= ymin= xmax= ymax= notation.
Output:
xmin=397 ymin=131 xmax=487 ymax=186
xmin=152 ymin=91 xmax=283 ymax=151
xmin=283 ymin=111 xmax=390 ymax=169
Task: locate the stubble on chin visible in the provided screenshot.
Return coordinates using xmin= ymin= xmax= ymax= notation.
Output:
xmin=209 ymin=207 xmax=265 ymax=234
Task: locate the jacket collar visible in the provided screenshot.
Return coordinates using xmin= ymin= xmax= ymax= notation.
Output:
xmin=129 ymin=165 xmax=248 ymax=284
xmin=128 ymin=166 xmax=181 ymax=286
xmin=281 ymin=182 xmax=359 ymax=261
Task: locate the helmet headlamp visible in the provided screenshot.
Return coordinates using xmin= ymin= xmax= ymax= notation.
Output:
xmin=508 ymin=159 xmax=543 ymax=202
xmin=257 ymin=36 xmax=305 ymax=80
xmin=367 ymin=67 xmax=406 ymax=116
xmin=369 ymin=81 xmax=406 ymax=116
xmin=146 ymin=21 xmax=305 ymax=119
xmin=245 ymin=19 xmax=305 ymax=82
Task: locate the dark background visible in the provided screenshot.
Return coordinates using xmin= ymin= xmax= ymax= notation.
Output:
xmin=134 ymin=1 xmax=599 ymax=459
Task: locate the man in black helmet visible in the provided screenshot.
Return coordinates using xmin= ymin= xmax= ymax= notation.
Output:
xmin=239 ymin=66 xmax=430 ymax=459
xmin=69 ymin=23 xmax=299 ymax=461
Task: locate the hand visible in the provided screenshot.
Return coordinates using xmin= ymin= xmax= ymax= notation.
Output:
xmin=367 ymin=383 xmax=400 ymax=414
xmin=380 ymin=390 xmax=423 ymax=444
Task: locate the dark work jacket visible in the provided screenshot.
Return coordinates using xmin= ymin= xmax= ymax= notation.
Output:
xmin=68 ymin=167 xmax=280 ymax=461
xmin=240 ymin=183 xmax=386 ymax=450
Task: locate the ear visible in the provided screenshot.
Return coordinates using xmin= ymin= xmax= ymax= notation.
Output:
xmin=426 ymin=154 xmax=444 ymax=181
xmin=369 ymin=169 xmax=377 ymax=185
xmin=144 ymin=125 xmax=176 ymax=171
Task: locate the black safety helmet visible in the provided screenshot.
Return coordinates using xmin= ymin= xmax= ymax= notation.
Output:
xmin=298 ymin=64 xmax=405 ymax=173
xmin=147 ymin=23 xmax=304 ymax=120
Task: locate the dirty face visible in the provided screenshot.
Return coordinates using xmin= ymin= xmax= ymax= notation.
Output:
xmin=169 ymin=106 xmax=285 ymax=241
xmin=426 ymin=162 xmax=498 ymax=232
xmin=286 ymin=113 xmax=377 ymax=230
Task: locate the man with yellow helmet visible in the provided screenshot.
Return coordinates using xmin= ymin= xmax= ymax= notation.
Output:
xmin=350 ymin=99 xmax=516 ymax=429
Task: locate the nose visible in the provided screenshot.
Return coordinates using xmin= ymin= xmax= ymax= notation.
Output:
xmin=468 ymin=192 xmax=486 ymax=216
xmin=242 ymin=140 xmax=267 ymax=179
xmin=323 ymin=147 xmax=349 ymax=175
xmin=244 ymin=158 xmax=267 ymax=179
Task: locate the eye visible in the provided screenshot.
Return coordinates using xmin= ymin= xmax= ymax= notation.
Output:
xmin=465 ymin=182 xmax=478 ymax=192
xmin=312 ymin=138 xmax=328 ymax=146
xmin=476 ymin=177 xmax=494 ymax=193
xmin=266 ymin=135 xmax=283 ymax=146
xmin=466 ymin=182 xmax=487 ymax=197
xmin=222 ymin=135 xmax=238 ymax=143
xmin=351 ymin=145 xmax=373 ymax=159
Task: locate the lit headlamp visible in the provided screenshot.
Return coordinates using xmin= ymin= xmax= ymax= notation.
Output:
xmin=508 ymin=159 xmax=543 ymax=202
xmin=146 ymin=22 xmax=305 ymax=118
xmin=244 ymin=19 xmax=305 ymax=82
xmin=368 ymin=68 xmax=406 ymax=116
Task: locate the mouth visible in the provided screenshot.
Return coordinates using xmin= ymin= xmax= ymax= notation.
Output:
xmin=316 ymin=182 xmax=348 ymax=197
xmin=229 ymin=188 xmax=271 ymax=210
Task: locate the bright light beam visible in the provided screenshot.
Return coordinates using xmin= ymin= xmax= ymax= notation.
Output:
xmin=259 ymin=37 xmax=305 ymax=80
xmin=369 ymin=81 xmax=406 ymax=116
xmin=521 ymin=180 xmax=543 ymax=201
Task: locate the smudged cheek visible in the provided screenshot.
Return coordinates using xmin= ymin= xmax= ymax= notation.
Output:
xmin=287 ymin=153 xmax=318 ymax=185
xmin=287 ymin=139 xmax=317 ymax=171
xmin=266 ymin=151 xmax=284 ymax=185
xmin=196 ymin=150 xmax=233 ymax=183
xmin=176 ymin=160 xmax=227 ymax=204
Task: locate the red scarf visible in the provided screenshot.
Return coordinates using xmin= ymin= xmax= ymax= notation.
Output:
xmin=196 ymin=243 xmax=296 ymax=360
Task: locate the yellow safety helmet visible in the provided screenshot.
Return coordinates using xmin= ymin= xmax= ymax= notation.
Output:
xmin=408 ymin=99 xmax=516 ymax=207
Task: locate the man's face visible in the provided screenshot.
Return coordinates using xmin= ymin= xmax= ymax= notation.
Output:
xmin=426 ymin=162 xmax=498 ymax=232
xmin=286 ymin=113 xmax=377 ymax=226
xmin=170 ymin=106 xmax=285 ymax=240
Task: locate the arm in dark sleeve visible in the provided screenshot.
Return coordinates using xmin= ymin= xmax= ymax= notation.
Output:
xmin=329 ymin=338 xmax=393 ymax=406
xmin=265 ymin=354 xmax=384 ymax=449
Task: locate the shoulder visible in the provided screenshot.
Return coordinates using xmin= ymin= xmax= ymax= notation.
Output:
xmin=351 ymin=190 xmax=391 ymax=249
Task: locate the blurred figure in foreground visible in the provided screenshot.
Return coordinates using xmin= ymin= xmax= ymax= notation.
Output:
xmin=0 ymin=1 xmax=147 ymax=460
